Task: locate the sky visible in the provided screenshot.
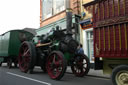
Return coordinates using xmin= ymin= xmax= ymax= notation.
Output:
xmin=0 ymin=0 xmax=40 ymax=35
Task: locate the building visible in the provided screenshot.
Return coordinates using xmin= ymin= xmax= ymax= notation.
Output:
xmin=80 ymin=0 xmax=94 ymax=66
xmin=36 ymin=0 xmax=81 ymax=36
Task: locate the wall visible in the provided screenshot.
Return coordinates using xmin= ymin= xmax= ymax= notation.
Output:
xmin=80 ymin=0 xmax=93 ymax=44
xmin=81 ymin=0 xmax=93 ymax=19
xmin=40 ymin=0 xmax=81 ymax=28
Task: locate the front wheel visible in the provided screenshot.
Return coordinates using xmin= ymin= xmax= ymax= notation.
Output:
xmin=46 ymin=51 xmax=67 ymax=80
xmin=71 ymin=54 xmax=90 ymax=77
xmin=111 ymin=65 xmax=128 ymax=85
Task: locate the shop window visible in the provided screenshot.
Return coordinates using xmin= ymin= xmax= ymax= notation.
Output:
xmin=87 ymin=31 xmax=94 ymax=62
xmin=42 ymin=0 xmax=65 ymax=20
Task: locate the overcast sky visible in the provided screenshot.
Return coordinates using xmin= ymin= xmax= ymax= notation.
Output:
xmin=0 ymin=0 xmax=40 ymax=35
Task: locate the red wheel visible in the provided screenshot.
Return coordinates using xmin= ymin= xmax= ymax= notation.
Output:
xmin=71 ymin=54 xmax=90 ymax=77
xmin=46 ymin=51 xmax=67 ymax=80
xmin=18 ymin=41 xmax=36 ymax=73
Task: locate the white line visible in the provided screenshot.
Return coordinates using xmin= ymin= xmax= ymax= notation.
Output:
xmin=7 ymin=72 xmax=52 ymax=85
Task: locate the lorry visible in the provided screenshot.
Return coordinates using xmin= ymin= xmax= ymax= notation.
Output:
xmin=83 ymin=0 xmax=128 ymax=85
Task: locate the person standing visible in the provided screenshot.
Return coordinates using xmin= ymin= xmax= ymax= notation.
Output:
xmin=77 ymin=44 xmax=84 ymax=54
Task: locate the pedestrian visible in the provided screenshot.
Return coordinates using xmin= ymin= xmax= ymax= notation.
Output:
xmin=77 ymin=44 xmax=84 ymax=54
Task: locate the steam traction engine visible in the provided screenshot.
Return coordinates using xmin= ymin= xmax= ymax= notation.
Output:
xmin=18 ymin=11 xmax=90 ymax=80
xmin=83 ymin=0 xmax=128 ymax=85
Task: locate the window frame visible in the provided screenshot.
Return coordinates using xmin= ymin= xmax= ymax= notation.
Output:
xmin=42 ymin=0 xmax=66 ymax=20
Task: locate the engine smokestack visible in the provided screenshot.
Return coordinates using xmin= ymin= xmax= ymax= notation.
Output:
xmin=66 ymin=0 xmax=72 ymax=34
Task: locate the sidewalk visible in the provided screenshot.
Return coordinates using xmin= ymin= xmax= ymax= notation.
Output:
xmin=66 ymin=67 xmax=110 ymax=79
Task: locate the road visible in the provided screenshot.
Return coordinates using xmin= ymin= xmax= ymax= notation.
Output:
xmin=0 ymin=64 xmax=112 ymax=85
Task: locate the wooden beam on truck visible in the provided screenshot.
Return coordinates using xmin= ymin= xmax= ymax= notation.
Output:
xmin=124 ymin=23 xmax=127 ymax=50
xmin=118 ymin=0 xmax=120 ymax=16
xmin=107 ymin=0 xmax=110 ymax=18
xmin=119 ymin=24 xmax=122 ymax=50
xmin=108 ymin=26 xmax=110 ymax=51
xmin=99 ymin=28 xmax=101 ymax=50
xmin=103 ymin=27 xmax=106 ymax=51
xmin=123 ymin=0 xmax=126 ymax=15
xmin=112 ymin=0 xmax=115 ymax=17
xmin=113 ymin=25 xmax=116 ymax=51
xmin=103 ymin=2 xmax=105 ymax=19
xmin=98 ymin=3 xmax=100 ymax=21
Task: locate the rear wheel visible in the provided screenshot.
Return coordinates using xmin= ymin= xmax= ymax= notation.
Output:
xmin=111 ymin=65 xmax=128 ymax=85
xmin=18 ymin=41 xmax=36 ymax=73
xmin=71 ymin=54 xmax=90 ymax=77
xmin=46 ymin=51 xmax=67 ymax=80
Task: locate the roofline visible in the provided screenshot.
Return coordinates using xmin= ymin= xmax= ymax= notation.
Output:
xmin=0 ymin=30 xmax=33 ymax=36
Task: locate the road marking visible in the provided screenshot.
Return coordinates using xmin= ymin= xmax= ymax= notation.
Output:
xmin=7 ymin=72 xmax=52 ymax=85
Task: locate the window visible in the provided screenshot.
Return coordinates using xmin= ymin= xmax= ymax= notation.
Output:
xmin=54 ymin=0 xmax=65 ymax=14
xmin=87 ymin=31 xmax=94 ymax=62
xmin=42 ymin=0 xmax=66 ymax=20
xmin=42 ymin=0 xmax=53 ymax=20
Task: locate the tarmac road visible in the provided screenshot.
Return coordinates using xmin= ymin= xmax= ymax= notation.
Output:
xmin=0 ymin=64 xmax=112 ymax=85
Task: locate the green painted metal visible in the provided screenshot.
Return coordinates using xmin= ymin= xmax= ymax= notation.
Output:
xmin=64 ymin=52 xmax=74 ymax=60
xmin=0 ymin=30 xmax=34 ymax=58
xmin=36 ymin=15 xmax=80 ymax=35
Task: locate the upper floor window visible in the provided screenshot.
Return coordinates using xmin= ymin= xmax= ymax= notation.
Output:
xmin=42 ymin=0 xmax=66 ymax=20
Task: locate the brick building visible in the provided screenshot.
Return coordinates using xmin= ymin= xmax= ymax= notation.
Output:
xmin=40 ymin=0 xmax=81 ymax=28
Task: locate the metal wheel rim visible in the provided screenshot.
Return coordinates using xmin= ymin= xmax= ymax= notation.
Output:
xmin=19 ymin=43 xmax=31 ymax=72
xmin=72 ymin=56 xmax=88 ymax=76
xmin=47 ymin=53 xmax=63 ymax=79
xmin=116 ymin=70 xmax=128 ymax=85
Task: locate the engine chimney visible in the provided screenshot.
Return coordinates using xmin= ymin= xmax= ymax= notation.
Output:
xmin=66 ymin=0 xmax=72 ymax=34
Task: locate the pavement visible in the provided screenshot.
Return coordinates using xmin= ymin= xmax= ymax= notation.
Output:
xmin=66 ymin=67 xmax=110 ymax=79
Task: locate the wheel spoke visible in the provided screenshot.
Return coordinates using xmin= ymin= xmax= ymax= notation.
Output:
xmin=23 ymin=49 xmax=30 ymax=56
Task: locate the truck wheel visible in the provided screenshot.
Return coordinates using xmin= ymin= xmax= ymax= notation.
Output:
xmin=7 ymin=59 xmax=12 ymax=69
xmin=46 ymin=51 xmax=67 ymax=80
xmin=18 ymin=41 xmax=36 ymax=73
xmin=71 ymin=54 xmax=90 ymax=77
xmin=111 ymin=65 xmax=128 ymax=85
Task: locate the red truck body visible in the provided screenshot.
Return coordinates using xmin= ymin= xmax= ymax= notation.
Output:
xmin=84 ymin=0 xmax=128 ymax=58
